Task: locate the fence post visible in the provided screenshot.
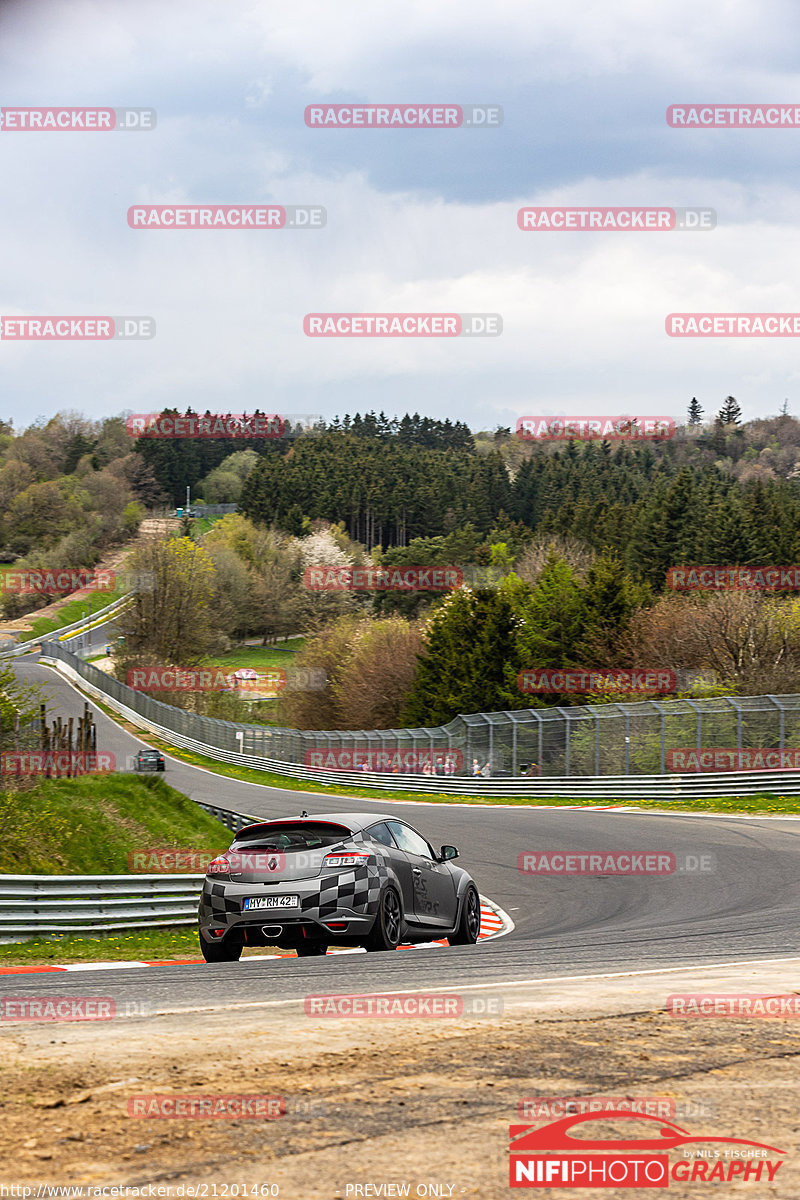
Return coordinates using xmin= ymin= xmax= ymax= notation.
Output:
xmin=624 ymin=712 xmax=630 ymax=775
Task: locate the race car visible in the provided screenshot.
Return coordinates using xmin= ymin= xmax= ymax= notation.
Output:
xmin=198 ymin=810 xmax=481 ymax=961
xmin=134 ymin=749 xmax=165 ymax=772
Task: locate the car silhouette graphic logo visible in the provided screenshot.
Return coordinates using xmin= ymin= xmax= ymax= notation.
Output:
xmin=510 ymin=1110 xmax=784 ymax=1154
xmin=509 ymin=1111 xmax=785 ymax=1188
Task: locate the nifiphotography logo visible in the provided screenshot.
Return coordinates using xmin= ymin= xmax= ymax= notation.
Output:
xmin=508 ymin=1111 xmax=785 ymax=1187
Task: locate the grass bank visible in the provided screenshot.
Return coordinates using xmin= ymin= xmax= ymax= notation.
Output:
xmin=0 ymin=773 xmax=231 ymax=874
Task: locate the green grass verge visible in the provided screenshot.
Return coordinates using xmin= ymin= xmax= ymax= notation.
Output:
xmin=77 ymin=694 xmax=800 ymax=815
xmin=20 ymin=586 xmax=128 ymax=643
xmin=203 ymin=639 xmax=306 ymax=673
xmin=0 ymin=928 xmax=284 ymax=965
xmin=0 ymin=774 xmax=231 ymax=874
xmin=0 ymin=928 xmax=204 ymax=964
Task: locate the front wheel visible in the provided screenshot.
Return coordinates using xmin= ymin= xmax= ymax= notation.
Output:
xmin=296 ymin=942 xmax=328 ymax=957
xmin=199 ymin=932 xmax=243 ymax=962
xmin=364 ymin=886 xmax=402 ymax=951
xmin=448 ymin=886 xmax=480 ymax=945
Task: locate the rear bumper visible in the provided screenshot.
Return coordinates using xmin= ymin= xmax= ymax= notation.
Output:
xmin=198 ymin=874 xmax=380 ymax=945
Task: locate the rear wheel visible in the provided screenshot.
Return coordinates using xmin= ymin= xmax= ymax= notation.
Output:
xmin=448 ymin=886 xmax=480 ymax=945
xmin=199 ymin=932 xmax=243 ymax=962
xmin=296 ymin=942 xmax=328 ymax=957
xmin=364 ymin=886 xmax=402 ymax=951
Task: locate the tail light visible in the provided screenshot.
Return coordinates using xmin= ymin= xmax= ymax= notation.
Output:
xmin=207 ymin=856 xmax=231 ymax=875
xmin=323 ymin=852 xmax=370 ymax=869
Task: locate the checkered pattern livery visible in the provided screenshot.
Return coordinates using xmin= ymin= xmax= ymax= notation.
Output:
xmin=300 ymin=852 xmax=389 ymax=918
xmin=204 ymin=880 xmax=240 ymax=923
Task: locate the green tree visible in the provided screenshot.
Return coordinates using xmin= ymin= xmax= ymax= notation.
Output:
xmin=718 ymin=395 xmax=742 ymax=425
xmin=116 ymin=537 xmax=220 ymax=666
xmin=402 ymin=585 xmax=528 ymax=726
xmin=516 ymin=555 xmax=586 ymax=668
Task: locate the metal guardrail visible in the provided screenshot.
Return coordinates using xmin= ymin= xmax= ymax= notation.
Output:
xmin=0 ymin=804 xmax=262 ymax=937
xmin=0 ymin=593 xmax=133 ymax=658
xmin=0 ymin=874 xmax=205 ymax=934
xmin=194 ymin=801 xmax=260 ymax=833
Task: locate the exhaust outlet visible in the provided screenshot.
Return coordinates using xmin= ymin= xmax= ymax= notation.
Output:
xmin=262 ymin=924 xmax=283 ymax=938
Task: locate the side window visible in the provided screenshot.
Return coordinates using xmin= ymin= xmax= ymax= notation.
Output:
xmin=386 ymin=820 xmax=434 ymax=860
xmin=367 ymin=821 xmax=398 ymax=848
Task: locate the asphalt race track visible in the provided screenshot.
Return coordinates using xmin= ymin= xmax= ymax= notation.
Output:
xmin=4 ymin=655 xmax=800 ymax=1013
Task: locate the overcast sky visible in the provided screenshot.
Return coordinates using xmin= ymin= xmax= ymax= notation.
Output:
xmin=1 ymin=0 xmax=799 ymax=432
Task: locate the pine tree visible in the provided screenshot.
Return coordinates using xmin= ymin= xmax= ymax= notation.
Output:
xmin=516 ymin=554 xmax=586 ymax=667
xmin=688 ymin=397 xmax=703 ymax=425
xmin=718 ymin=395 xmax=742 ymax=425
xmin=576 ymin=554 xmax=641 ymax=661
xmin=401 ymin=586 xmax=527 ymax=726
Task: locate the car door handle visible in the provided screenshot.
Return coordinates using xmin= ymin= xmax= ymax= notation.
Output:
xmin=412 ymin=867 xmax=422 ymax=875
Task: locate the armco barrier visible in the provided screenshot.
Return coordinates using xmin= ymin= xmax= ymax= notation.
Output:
xmin=35 ymin=650 xmax=800 ymax=799
xmin=0 ymin=874 xmax=205 ymax=934
xmin=0 ymin=593 xmax=132 ymax=658
xmin=0 ymin=804 xmax=262 ymax=937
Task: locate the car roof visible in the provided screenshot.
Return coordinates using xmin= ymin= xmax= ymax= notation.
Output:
xmin=236 ymin=812 xmax=406 ymax=836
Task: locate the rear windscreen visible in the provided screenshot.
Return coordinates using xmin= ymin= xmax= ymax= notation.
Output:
xmin=233 ymin=823 xmax=350 ymax=851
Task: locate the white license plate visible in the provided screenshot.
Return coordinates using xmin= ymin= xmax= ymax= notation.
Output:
xmin=243 ymin=895 xmax=299 ymax=910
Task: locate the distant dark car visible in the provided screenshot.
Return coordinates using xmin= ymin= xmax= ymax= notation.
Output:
xmin=135 ymin=749 xmax=165 ymax=772
xmin=198 ymin=810 xmax=481 ymax=961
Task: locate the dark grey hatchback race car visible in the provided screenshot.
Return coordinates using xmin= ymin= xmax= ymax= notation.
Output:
xmin=198 ymin=811 xmax=481 ymax=961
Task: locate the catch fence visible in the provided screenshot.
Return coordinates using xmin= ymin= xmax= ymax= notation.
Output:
xmin=38 ymin=643 xmax=800 ymax=781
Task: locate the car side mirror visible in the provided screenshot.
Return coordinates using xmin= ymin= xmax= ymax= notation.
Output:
xmin=439 ymin=845 xmax=459 ymax=861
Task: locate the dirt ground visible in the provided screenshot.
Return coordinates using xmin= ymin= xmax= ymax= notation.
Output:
xmin=3 ymin=973 xmax=800 ymax=1199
